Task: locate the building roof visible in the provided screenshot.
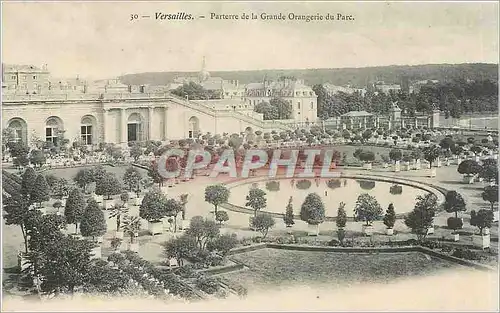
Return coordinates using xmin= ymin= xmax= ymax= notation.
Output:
xmin=341 ymin=111 xmax=373 ymax=117
xmin=2 ymin=64 xmax=49 ymax=73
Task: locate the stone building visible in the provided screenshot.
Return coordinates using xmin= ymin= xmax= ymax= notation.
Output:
xmin=2 ymin=65 xmax=293 ymax=149
xmin=245 ymin=77 xmax=318 ymax=124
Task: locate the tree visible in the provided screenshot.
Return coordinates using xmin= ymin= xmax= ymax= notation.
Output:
xmin=423 ymin=145 xmax=441 ymax=168
xmin=245 ymin=188 xmax=267 ymax=217
xmin=30 ymin=175 xmax=50 ymax=207
xmin=470 ymin=209 xmax=494 ymax=236
xmin=383 ymin=203 xmax=396 ymax=229
xmin=148 ymin=161 xmax=164 ymax=187
xmin=3 ymin=193 xmax=38 ymax=253
xmin=215 ymin=210 xmax=229 ymax=226
xmin=122 ymin=215 xmax=141 ymax=244
xmin=29 ymin=150 xmax=46 ymax=167
xmin=109 ymin=204 xmax=129 ymax=232
xmin=123 ymin=167 xmax=142 ymax=194
xmin=26 ymin=213 xmax=66 ymax=254
xmin=179 ymin=194 xmax=188 ymax=220
xmin=80 ymin=199 xmax=107 ymax=242
xmin=185 ymin=216 xmax=220 ymax=250
xmin=482 ymin=186 xmax=499 ymax=211
xmin=206 ymin=233 xmax=238 ymax=257
xmin=139 ymin=188 xmax=169 ymax=223
xmin=404 ymin=194 xmax=437 ymax=241
xmin=37 ymin=236 xmax=94 ymax=294
xmin=95 ymin=172 xmax=122 ymax=200
xmin=129 ymin=144 xmax=143 ymax=162
xmin=74 ymin=168 xmax=95 ymax=193
xmin=458 ymin=160 xmax=482 ymax=176
xmin=443 ymin=190 xmax=467 ymax=218
xmin=165 ymin=198 xmax=183 ymax=232
xmin=65 ymin=188 xmax=87 ymax=233
xmin=389 ymin=149 xmax=403 ymax=163
xmin=354 ymin=194 xmax=383 ymax=226
xmin=204 ymin=185 xmax=230 ymax=215
xmin=21 ymin=167 xmax=37 ymax=201
xmin=300 ymin=193 xmax=326 ymax=225
xmin=480 ymin=159 xmax=498 ymax=183
xmin=336 ymin=202 xmax=347 ymax=229
xmin=283 ymin=196 xmax=295 ymax=227
xmin=164 ymin=234 xmax=198 ymax=266
xmin=250 ymin=213 xmax=275 ymax=239
xmin=47 ymin=176 xmax=70 ymax=199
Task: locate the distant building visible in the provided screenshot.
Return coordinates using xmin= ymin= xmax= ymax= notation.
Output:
xmin=340 ymin=111 xmax=376 ymax=130
xmin=323 ymin=83 xmax=367 ymax=97
xmin=335 ymin=104 xmax=440 ymax=131
xmin=2 ymin=64 xmax=50 ymax=93
xmin=374 ymin=81 xmax=401 ymax=94
xmin=171 ymin=57 xmax=245 ymax=100
xmin=245 ymin=77 xmax=318 ymax=124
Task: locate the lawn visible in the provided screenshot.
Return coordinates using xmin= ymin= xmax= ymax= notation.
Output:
xmin=217 ymin=248 xmax=461 ymax=293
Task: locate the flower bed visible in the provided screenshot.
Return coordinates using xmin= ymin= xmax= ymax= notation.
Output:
xmin=221 ymin=248 xmax=460 ymax=292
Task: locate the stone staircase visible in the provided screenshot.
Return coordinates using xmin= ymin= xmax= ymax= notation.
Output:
xmin=167 ymin=94 xmax=292 ymax=132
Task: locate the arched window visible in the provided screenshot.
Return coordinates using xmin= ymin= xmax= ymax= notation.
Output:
xmin=7 ymin=118 xmax=27 ymax=143
xmin=188 ymin=116 xmax=200 ymax=139
xmin=45 ymin=116 xmax=63 ymax=144
xmin=81 ymin=115 xmax=95 ymax=145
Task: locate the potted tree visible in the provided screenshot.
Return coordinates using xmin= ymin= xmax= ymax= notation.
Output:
xmin=80 ymin=199 xmax=107 ymax=258
xmin=283 ymin=196 xmax=295 ymax=231
xmin=204 ymin=184 xmax=230 ymax=219
xmin=300 ymin=193 xmax=326 ymax=236
xmin=383 ymin=203 xmax=396 ymax=235
xmin=458 ymin=160 xmax=482 ymax=184
xmin=64 ymin=188 xmax=86 ymax=235
xmin=470 ymin=209 xmax=493 ymax=249
xmin=482 ymin=186 xmax=499 ymax=222
xmin=354 ymin=193 xmax=382 ymax=236
xmin=139 ymin=188 xmax=168 ymax=235
xmin=404 ymin=194 xmax=437 ymax=242
xmin=109 ymin=203 xmax=128 ymax=239
xmin=122 ymin=215 xmax=141 ymax=252
xmin=444 ymin=190 xmax=466 ymax=241
xmin=336 ymin=202 xmax=347 ymax=244
xmin=250 ymin=213 xmax=276 ymax=239
xmin=423 ymin=145 xmax=441 ymax=178
xmin=95 ymin=172 xmax=122 ymax=209
xmin=389 ymin=148 xmax=402 ymax=172
xmin=123 ymin=166 xmax=142 ymax=199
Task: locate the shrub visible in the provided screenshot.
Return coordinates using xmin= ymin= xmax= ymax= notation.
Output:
xmin=296 ymin=179 xmax=312 ymax=190
xmin=420 ymin=240 xmax=443 ymax=250
xmin=446 ymin=217 xmax=463 ymax=230
xmin=196 ymin=276 xmax=221 ymax=294
xmin=265 ymin=181 xmax=280 ymax=192
xmin=452 ymin=248 xmax=483 ymax=261
xmin=327 ymin=179 xmax=342 ymax=189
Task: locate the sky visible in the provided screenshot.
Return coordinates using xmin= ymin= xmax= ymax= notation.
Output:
xmin=2 ymin=1 xmax=499 ymax=80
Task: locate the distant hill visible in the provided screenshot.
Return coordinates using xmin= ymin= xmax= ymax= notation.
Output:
xmin=119 ymin=63 xmax=498 ymax=88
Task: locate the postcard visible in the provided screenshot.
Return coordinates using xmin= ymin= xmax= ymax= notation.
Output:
xmin=1 ymin=1 xmax=499 ymax=311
